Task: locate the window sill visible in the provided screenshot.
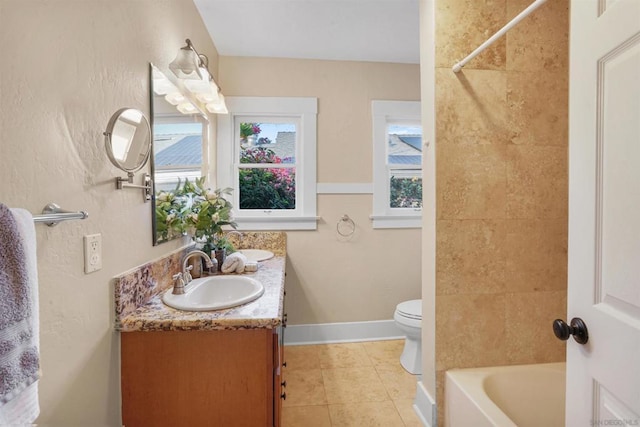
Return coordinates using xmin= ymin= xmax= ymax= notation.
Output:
xmin=233 ymin=216 xmax=320 ymax=231
xmin=369 ymin=214 xmax=422 ymax=229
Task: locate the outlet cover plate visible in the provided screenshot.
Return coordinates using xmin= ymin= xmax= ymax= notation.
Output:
xmin=84 ymin=233 xmax=102 ymax=274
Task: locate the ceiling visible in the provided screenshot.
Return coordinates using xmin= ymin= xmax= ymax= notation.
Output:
xmin=193 ymin=0 xmax=420 ymax=64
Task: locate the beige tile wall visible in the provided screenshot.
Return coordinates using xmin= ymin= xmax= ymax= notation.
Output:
xmin=434 ymin=0 xmax=569 ymax=424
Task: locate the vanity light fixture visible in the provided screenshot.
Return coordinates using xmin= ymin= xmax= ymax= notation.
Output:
xmin=169 ymin=38 xmax=228 ymax=114
xmin=152 ymin=68 xmax=179 ymax=96
xmin=168 ymin=39 xmax=205 ymax=80
xmin=206 ymin=94 xmax=228 ymax=114
xmin=164 ymin=92 xmax=186 ymax=106
xmin=176 ymin=102 xmax=198 ymax=115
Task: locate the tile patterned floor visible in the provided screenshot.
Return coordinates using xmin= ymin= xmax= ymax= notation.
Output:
xmin=282 ymin=340 xmax=423 ymax=427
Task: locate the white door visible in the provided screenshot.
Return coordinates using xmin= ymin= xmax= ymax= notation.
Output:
xmin=567 ymin=0 xmax=640 ymax=425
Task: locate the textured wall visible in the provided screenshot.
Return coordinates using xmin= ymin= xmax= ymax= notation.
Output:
xmin=433 ymin=0 xmax=569 ymax=423
xmin=0 ymin=1 xmax=215 ymax=424
xmin=219 ymin=57 xmax=422 ymax=325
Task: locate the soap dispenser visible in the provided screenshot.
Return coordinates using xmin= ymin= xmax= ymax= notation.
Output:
xmin=208 ymin=256 xmax=219 ymax=275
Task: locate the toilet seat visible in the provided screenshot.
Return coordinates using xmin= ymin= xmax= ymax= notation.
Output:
xmin=395 ymin=299 xmax=422 ymax=321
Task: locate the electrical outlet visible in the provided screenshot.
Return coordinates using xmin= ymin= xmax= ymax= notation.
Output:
xmin=84 ymin=234 xmax=102 ymax=274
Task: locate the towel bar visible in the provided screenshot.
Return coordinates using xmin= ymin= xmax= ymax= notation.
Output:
xmin=33 ymin=203 xmax=89 ymax=227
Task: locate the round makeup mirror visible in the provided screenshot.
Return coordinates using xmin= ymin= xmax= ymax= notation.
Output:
xmin=104 ymin=108 xmax=152 ymax=173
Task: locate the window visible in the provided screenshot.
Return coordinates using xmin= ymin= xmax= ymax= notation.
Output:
xmin=152 ymin=117 xmax=208 ymax=192
xmin=217 ymin=97 xmax=317 ymax=230
xmin=371 ymin=100 xmax=422 ymax=229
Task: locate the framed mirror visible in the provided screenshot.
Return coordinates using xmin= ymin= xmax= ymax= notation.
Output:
xmin=104 ymin=108 xmax=151 ymax=173
xmin=149 ymin=64 xmax=211 ymax=245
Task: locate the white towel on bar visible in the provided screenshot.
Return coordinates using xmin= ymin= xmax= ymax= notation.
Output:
xmin=0 ymin=206 xmax=40 ymax=425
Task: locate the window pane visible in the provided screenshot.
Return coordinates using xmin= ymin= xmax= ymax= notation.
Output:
xmin=154 ymin=169 xmax=202 ymax=192
xmin=240 ymin=122 xmax=296 ymax=164
xmin=390 ymin=173 xmax=423 ymax=208
xmin=387 ymin=124 xmax=422 ymax=166
xmin=154 ymin=122 xmax=203 ymax=167
xmin=239 ymin=167 xmax=296 ymax=210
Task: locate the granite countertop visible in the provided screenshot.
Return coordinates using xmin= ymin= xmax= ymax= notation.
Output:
xmin=117 ymin=256 xmax=285 ymax=332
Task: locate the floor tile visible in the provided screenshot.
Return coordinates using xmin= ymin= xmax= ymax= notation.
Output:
xmin=328 ymin=401 xmax=405 ymax=427
xmin=362 ymin=340 xmax=405 ymax=367
xmin=322 ymin=367 xmax=389 ymax=404
xmin=282 ymin=369 xmax=327 ymax=407
xmin=285 ymin=344 xmax=322 ymax=371
xmin=375 ymin=364 xmax=418 ymax=400
xmin=393 ymin=398 xmax=424 ymax=427
xmin=317 ymin=343 xmax=372 ymax=369
xmin=282 ymin=405 xmax=332 ymax=427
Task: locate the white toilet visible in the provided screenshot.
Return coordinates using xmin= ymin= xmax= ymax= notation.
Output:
xmin=394 ymin=299 xmax=422 ymax=375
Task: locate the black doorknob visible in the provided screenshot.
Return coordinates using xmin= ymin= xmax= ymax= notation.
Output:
xmin=553 ymin=318 xmax=589 ymax=344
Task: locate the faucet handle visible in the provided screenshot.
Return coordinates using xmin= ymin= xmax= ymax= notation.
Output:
xmin=184 ymin=265 xmax=194 ymax=283
xmin=172 ymin=273 xmax=186 ymax=295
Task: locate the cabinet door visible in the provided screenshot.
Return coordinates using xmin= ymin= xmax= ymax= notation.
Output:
xmin=122 ymin=330 xmax=273 ymax=427
xmin=273 ymin=327 xmax=284 ymax=427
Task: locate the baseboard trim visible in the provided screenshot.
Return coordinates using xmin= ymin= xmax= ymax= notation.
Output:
xmin=283 ymin=320 xmax=404 ymax=345
xmin=414 ymin=380 xmax=437 ymax=427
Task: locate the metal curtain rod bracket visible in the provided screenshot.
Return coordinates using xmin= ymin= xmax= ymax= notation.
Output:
xmin=33 ymin=203 xmax=89 ymax=227
xmin=452 ymin=0 xmax=549 ymax=73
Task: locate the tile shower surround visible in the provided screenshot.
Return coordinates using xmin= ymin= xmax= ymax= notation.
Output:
xmin=434 ymin=0 xmax=569 ymax=425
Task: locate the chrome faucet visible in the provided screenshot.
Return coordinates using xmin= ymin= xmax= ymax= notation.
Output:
xmin=181 ymin=250 xmax=215 ymax=285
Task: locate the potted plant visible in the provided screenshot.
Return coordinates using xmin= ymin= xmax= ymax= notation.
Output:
xmin=155 ymin=187 xmax=192 ymax=243
xmin=179 ymin=178 xmax=237 ymax=267
xmin=240 ymin=122 xmax=261 ymax=146
xmin=155 ymin=177 xmax=238 ymax=270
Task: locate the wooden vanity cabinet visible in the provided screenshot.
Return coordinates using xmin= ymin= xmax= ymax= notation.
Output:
xmin=121 ymin=327 xmax=283 ymax=427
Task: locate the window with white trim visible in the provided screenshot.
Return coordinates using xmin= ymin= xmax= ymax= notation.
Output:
xmin=153 ymin=115 xmax=209 ymax=192
xmin=217 ymin=97 xmax=317 ymax=230
xmin=371 ymin=100 xmax=422 ymax=229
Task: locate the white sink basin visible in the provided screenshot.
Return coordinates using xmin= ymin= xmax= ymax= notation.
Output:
xmin=237 ymin=249 xmax=274 ymax=262
xmin=162 ymin=276 xmax=264 ymax=312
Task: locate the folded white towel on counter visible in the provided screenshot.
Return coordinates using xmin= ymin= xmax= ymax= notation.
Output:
xmin=221 ymin=252 xmax=248 ymax=274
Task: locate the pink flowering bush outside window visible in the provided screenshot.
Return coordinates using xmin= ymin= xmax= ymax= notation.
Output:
xmin=239 ymin=147 xmax=296 ymax=209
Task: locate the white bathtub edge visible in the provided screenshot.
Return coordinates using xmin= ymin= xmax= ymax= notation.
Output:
xmin=414 ymin=380 xmax=436 ymax=427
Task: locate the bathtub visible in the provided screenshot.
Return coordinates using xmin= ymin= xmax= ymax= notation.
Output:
xmin=445 ymin=362 xmax=566 ymax=427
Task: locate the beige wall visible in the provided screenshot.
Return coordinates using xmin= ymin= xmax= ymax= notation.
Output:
xmin=0 ymin=1 xmax=215 ymax=425
xmin=219 ymin=57 xmax=422 ymax=324
xmin=433 ymin=0 xmax=569 ymax=424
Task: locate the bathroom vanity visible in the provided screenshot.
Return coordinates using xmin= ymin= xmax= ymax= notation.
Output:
xmin=114 ymin=232 xmax=287 ymax=427
xmin=121 ymin=326 xmax=285 ymax=426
